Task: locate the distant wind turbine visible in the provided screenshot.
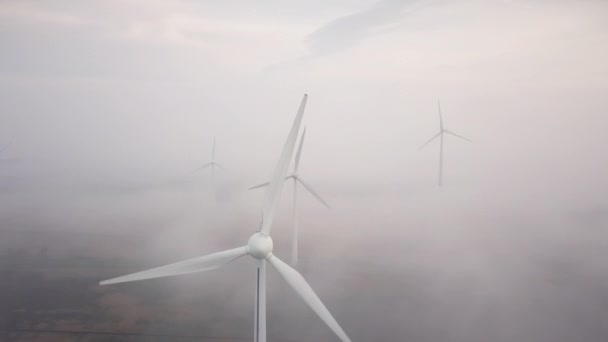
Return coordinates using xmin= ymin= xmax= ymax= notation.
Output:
xmin=249 ymin=127 xmax=330 ymax=267
xmin=100 ymin=94 xmax=352 ymax=342
xmin=419 ymin=100 xmax=471 ymax=187
xmin=195 ymin=136 xmax=223 ymax=178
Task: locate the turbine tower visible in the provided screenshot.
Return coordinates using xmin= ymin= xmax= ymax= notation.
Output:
xmin=100 ymin=94 xmax=351 ymax=342
xmin=419 ymin=100 xmax=471 ymax=187
xmin=195 ymin=136 xmax=223 ymax=178
xmin=249 ymin=127 xmax=329 ymax=267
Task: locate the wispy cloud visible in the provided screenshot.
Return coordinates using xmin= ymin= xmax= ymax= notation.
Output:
xmin=265 ymin=0 xmax=431 ymax=70
xmin=0 ymin=2 xmax=90 ymax=27
xmin=306 ymin=0 xmax=426 ymax=56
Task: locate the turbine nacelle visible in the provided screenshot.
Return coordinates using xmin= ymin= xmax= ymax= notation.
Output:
xmin=247 ymin=233 xmax=273 ymax=259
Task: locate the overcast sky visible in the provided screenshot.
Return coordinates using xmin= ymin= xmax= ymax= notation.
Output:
xmin=1 ymin=1 xmax=608 ymax=341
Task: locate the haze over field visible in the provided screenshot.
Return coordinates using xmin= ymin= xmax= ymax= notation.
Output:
xmin=1 ymin=0 xmax=608 ymax=341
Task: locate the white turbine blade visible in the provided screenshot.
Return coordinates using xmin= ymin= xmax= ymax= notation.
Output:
xmin=418 ymin=132 xmax=441 ymax=150
xmin=294 ymin=127 xmax=307 ymax=173
xmin=260 ymin=94 xmax=307 ymax=235
xmin=214 ymin=162 xmax=225 ymax=169
xmin=267 ymin=254 xmax=351 ymax=342
xmin=100 ymin=246 xmax=248 ymax=285
xmin=250 ymin=176 xmax=295 ymax=191
xmin=247 ymin=175 xmax=295 ymax=190
xmin=444 ymin=129 xmax=472 ymax=142
xmin=296 ymin=177 xmax=330 ymax=208
xmin=194 ymin=162 xmax=213 ymax=171
xmin=249 ymin=182 xmax=271 ymax=190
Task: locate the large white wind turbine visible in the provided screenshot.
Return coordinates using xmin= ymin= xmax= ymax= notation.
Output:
xmin=419 ymin=100 xmax=471 ymax=187
xmin=195 ymin=136 xmax=223 ymax=178
xmin=100 ymin=94 xmax=351 ymax=342
xmin=249 ymin=127 xmax=329 ymax=267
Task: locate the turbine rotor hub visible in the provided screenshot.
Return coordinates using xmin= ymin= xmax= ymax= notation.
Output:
xmin=247 ymin=233 xmax=273 ymax=259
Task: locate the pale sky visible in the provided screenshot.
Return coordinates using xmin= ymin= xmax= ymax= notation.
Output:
xmin=1 ymin=1 xmax=608 ymax=341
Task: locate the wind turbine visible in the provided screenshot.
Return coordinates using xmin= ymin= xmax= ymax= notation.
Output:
xmin=419 ymin=100 xmax=471 ymax=187
xmin=100 ymin=94 xmax=351 ymax=342
xmin=195 ymin=136 xmax=223 ymax=178
xmin=249 ymin=127 xmax=329 ymax=267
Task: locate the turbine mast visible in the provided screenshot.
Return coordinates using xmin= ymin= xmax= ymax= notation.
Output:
xmin=438 ymin=100 xmax=445 ymax=187
xmin=212 ymin=136 xmax=216 ymax=162
xmin=292 ymin=176 xmax=299 ymax=266
xmin=212 ymin=137 xmax=216 ymax=178
xmin=438 ymin=100 xmax=444 ymax=132
xmin=254 ymin=260 xmax=267 ymax=342
xmin=439 ymin=131 xmax=444 ymax=187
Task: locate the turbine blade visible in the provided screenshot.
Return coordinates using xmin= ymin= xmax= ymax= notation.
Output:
xmin=100 ymin=246 xmax=248 ymax=285
xmin=260 ymin=94 xmax=307 ymax=235
xmin=249 ymin=176 xmax=294 ymax=191
xmin=267 ymin=254 xmax=351 ymax=342
xmin=249 ymin=182 xmax=271 ymax=190
xmin=444 ymin=129 xmax=472 ymax=142
xmin=194 ymin=162 xmax=213 ymax=171
xmin=296 ymin=177 xmax=330 ymax=208
xmin=214 ymin=162 xmax=225 ymax=169
xmin=294 ymin=127 xmax=307 ymax=173
xmin=418 ymin=132 xmax=441 ymax=150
